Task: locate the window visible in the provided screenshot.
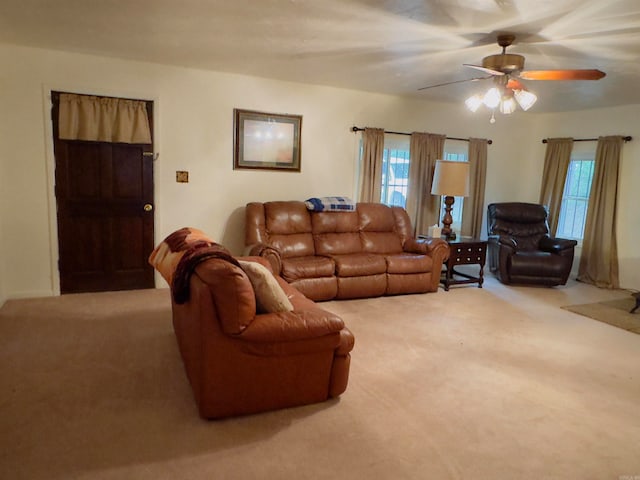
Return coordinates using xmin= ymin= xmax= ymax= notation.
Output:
xmin=381 ymin=148 xmax=410 ymax=207
xmin=556 ymin=156 xmax=595 ymax=240
xmin=376 ymin=137 xmax=467 ymax=234
xmin=380 ymin=134 xmax=410 ymax=208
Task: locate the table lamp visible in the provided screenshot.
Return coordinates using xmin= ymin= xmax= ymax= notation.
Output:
xmin=430 ymin=160 xmax=470 ymax=239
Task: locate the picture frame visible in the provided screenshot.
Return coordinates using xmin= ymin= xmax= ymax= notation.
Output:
xmin=233 ymin=109 xmax=302 ymax=171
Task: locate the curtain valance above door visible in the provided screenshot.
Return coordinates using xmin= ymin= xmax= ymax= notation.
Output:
xmin=58 ymin=93 xmax=152 ymax=144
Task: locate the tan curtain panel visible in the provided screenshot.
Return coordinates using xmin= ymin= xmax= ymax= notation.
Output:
xmin=538 ymin=138 xmax=574 ymax=234
xmin=58 ymin=93 xmax=152 ymax=144
xmin=358 ymin=128 xmax=385 ymax=202
xmin=406 ymin=132 xmax=446 ymax=236
xmin=461 ymin=138 xmax=488 ymax=238
xmin=577 ymin=136 xmax=623 ymax=289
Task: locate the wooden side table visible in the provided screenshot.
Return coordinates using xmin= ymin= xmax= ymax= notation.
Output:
xmin=441 ymin=237 xmax=487 ymax=291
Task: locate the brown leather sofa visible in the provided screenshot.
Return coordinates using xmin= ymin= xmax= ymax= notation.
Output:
xmin=487 ymin=202 xmax=578 ymax=286
xmin=170 ymin=254 xmax=354 ymax=419
xmin=245 ymin=201 xmax=450 ymax=301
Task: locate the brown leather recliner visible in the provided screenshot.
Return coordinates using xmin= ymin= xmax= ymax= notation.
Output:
xmin=170 ymin=255 xmax=354 ymax=419
xmin=487 ymin=202 xmax=578 ymax=286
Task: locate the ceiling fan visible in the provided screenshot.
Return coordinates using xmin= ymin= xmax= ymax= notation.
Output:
xmin=419 ymin=34 xmax=606 ymax=118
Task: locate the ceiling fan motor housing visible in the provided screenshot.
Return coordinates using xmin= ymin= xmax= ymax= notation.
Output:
xmin=483 ymin=53 xmax=525 ymax=74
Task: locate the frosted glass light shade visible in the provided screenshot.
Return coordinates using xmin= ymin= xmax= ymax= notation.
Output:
xmin=514 ymin=89 xmax=537 ymax=111
xmin=465 ymin=94 xmax=483 ymax=112
xmin=431 ymin=160 xmax=470 ymax=197
xmin=500 ymin=97 xmax=517 ymax=114
xmin=483 ymin=88 xmax=501 ymax=109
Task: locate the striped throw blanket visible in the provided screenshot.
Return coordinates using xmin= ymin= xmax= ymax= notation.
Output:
xmin=304 ymin=196 xmax=356 ymax=212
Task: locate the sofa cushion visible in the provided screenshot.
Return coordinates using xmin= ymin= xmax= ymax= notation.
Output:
xmin=386 ymin=272 xmax=432 ymax=295
xmin=264 ymin=201 xmax=312 ymax=234
xmin=288 ymin=277 xmax=338 ymax=302
xmin=269 ymin=233 xmax=315 ymax=258
xmin=357 ymin=203 xmax=404 ymax=253
xmin=337 ymin=274 xmax=387 ymax=299
xmin=281 ymin=256 xmax=335 ymax=282
xmin=238 ymin=260 xmax=294 ymax=314
xmin=264 ymin=201 xmax=315 ymax=258
xmin=487 ymin=203 xmax=550 ymax=252
xmin=331 ymin=253 xmax=387 ymax=277
xmin=314 ymin=232 xmax=362 ymax=256
xmin=509 ymin=251 xmax=568 ymax=278
xmin=312 ymin=211 xmax=362 ymax=256
xmin=312 ymin=210 xmax=359 ymax=233
xmin=358 ymin=203 xmax=397 ymax=232
xmin=386 ymin=253 xmax=433 ymax=274
xmin=194 ymin=260 xmax=256 ymax=335
xmin=360 ymin=232 xmax=403 ymax=254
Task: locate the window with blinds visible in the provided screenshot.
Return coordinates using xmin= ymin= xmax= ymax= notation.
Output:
xmin=556 ymin=157 xmax=595 ymax=240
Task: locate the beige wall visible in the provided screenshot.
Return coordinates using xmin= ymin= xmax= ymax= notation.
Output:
xmin=0 ymin=42 xmax=637 ymax=297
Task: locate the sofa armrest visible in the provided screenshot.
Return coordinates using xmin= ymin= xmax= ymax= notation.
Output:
xmin=539 ymin=235 xmax=578 ymax=253
xmin=404 ymin=236 xmax=450 ymax=291
xmin=487 ymin=235 xmax=518 ymax=282
xmin=245 ymin=243 xmax=283 ymax=275
xmin=488 ymin=234 xmax=517 ymax=252
xmin=405 ymin=237 xmax=450 ymax=260
xmin=238 ymin=308 xmax=345 ymax=343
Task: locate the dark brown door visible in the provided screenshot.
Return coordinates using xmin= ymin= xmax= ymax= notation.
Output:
xmin=52 ymin=92 xmax=155 ymax=294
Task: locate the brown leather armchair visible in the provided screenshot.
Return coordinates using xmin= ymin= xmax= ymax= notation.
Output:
xmin=487 ymin=202 xmax=577 ymax=286
xmin=170 ymin=254 xmax=354 ymax=419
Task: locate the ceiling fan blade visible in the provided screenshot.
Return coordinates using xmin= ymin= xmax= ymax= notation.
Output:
xmin=417 ymin=76 xmax=492 ymax=91
xmin=463 ymin=64 xmax=505 ymax=76
xmin=519 ymin=69 xmax=606 ymax=81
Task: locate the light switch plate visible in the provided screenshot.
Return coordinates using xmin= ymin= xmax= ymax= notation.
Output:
xmin=176 ymin=171 xmax=189 ymax=183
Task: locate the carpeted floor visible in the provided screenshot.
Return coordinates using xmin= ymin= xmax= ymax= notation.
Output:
xmin=562 ymin=296 xmax=640 ymax=334
xmin=1 ymin=276 xmax=639 ymax=480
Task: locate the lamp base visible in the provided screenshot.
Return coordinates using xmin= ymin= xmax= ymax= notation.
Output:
xmin=441 ymin=195 xmax=456 ymax=239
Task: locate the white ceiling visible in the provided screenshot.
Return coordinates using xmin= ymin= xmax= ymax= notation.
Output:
xmin=1 ymin=0 xmax=640 ymax=112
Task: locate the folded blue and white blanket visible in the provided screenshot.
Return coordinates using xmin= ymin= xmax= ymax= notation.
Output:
xmin=304 ymin=196 xmax=356 ymax=212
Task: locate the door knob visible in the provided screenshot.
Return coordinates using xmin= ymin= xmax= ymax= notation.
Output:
xmin=143 ymin=203 xmax=153 ymax=212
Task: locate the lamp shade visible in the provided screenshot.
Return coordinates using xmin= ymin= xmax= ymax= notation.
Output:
xmin=465 ymin=94 xmax=483 ymax=112
xmin=514 ymin=89 xmax=537 ymax=111
xmin=431 ymin=160 xmax=470 ymax=197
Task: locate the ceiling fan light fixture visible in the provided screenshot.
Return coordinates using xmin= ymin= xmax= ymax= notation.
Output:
xmin=453 ymin=33 xmax=606 ymax=119
xmin=483 ymin=87 xmax=501 ymax=109
xmin=514 ymin=89 xmax=537 ymax=111
xmin=500 ymin=97 xmax=517 ymax=114
xmin=465 ymin=94 xmax=483 ymax=112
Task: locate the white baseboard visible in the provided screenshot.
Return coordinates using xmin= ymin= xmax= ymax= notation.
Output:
xmin=4 ymin=289 xmax=56 ymax=301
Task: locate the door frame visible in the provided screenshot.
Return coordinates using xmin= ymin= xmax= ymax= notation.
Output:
xmin=42 ymin=84 xmax=162 ymax=295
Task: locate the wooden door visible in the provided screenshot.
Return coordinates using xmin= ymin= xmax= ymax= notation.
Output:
xmin=52 ymin=92 xmax=155 ymax=294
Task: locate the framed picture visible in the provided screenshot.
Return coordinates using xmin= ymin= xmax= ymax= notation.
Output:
xmin=233 ymin=109 xmax=302 ymax=171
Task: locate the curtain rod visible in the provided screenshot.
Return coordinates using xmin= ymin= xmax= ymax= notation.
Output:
xmin=351 ymin=126 xmax=493 ymax=145
xmin=542 ymin=136 xmax=632 ymax=144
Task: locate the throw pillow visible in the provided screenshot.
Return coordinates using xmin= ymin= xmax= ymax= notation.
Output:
xmin=304 ymin=196 xmax=356 ymax=212
xmin=238 ymin=260 xmax=294 ymax=314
